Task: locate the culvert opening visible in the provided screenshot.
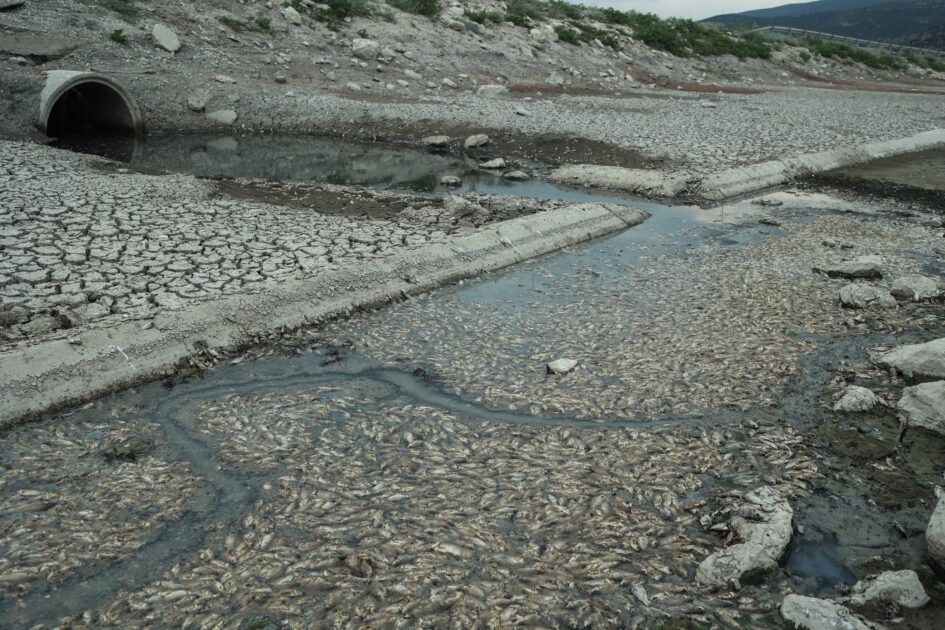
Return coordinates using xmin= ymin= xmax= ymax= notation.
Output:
xmin=45 ymin=81 xmax=137 ymax=137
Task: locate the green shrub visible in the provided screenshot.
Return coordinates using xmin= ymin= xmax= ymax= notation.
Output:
xmin=218 ymin=15 xmax=273 ymax=33
xmin=904 ymin=53 xmax=945 ymax=72
xmin=109 ymin=28 xmax=128 ymax=45
xmin=465 ymin=9 xmax=505 ymax=24
xmin=798 ymin=50 xmax=812 ymax=63
xmin=386 ymin=0 xmax=439 ymax=18
xmin=803 ymin=37 xmax=905 ymax=70
xmin=554 ymin=24 xmax=581 ymax=45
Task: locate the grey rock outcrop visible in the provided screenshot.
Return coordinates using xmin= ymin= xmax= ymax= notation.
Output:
xmin=848 ymin=570 xmax=929 ymax=609
xmin=780 ymin=595 xmax=877 ymax=630
xmin=547 ymin=358 xmax=578 ymax=374
xmin=480 ymin=158 xmax=506 ymax=169
xmin=152 ymin=24 xmax=180 ymax=53
xmin=834 ymin=386 xmax=883 ymax=412
xmin=898 ymin=381 xmax=945 ymax=435
xmin=839 ymin=284 xmax=896 ymax=309
xmin=928 ymin=487 xmax=945 ymax=569
xmin=878 ymin=338 xmax=945 ymax=380
xmin=890 ymin=275 xmax=939 ymax=301
xmin=283 ymin=6 xmax=303 ymax=25
xmin=696 ymin=486 xmax=793 ymax=588
xmin=814 ymin=255 xmax=883 ymax=280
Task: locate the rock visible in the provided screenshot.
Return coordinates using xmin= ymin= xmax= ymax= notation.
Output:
xmin=504 ymin=170 xmax=528 ymax=181
xmin=898 ymin=381 xmax=945 ymax=435
xmin=545 ymin=71 xmax=565 ymax=86
xmin=351 ymin=38 xmax=379 ymax=61
xmin=822 ymin=238 xmax=854 ymax=249
xmin=547 ymin=358 xmax=578 ymax=374
xmin=186 ymin=92 xmax=208 ymax=112
xmin=848 ymin=570 xmax=929 ymax=609
xmin=445 ymin=6 xmax=464 ymax=18
xmin=442 ymin=196 xmax=489 ymax=225
xmin=396 ymin=79 xmax=408 ymax=87
xmin=814 ymin=255 xmax=883 ymax=280
xmin=514 ymin=106 xmax=532 ymax=117
xmin=0 ymin=1 xmax=26 ymax=12
xmin=696 ymin=487 xmax=793 ymax=588
xmin=274 ymin=73 xmax=288 ymax=84
xmin=214 ymin=74 xmax=237 ymax=84
xmin=839 ymin=283 xmax=897 ymax=309
xmin=8 ymin=55 xmax=30 ymax=65
xmin=928 ymin=487 xmax=945 ymax=569
xmin=834 ymin=386 xmax=883 ymax=412
xmin=878 ymin=337 xmax=945 ymax=380
xmin=20 ymin=315 xmax=63 ymax=336
xmin=923 ymin=218 xmax=944 ymax=228
xmin=283 ymin=6 xmax=303 ymax=25
xmin=206 ymin=110 xmax=237 ymax=125
xmin=0 ymin=33 xmax=83 ymax=59
xmin=439 ymin=175 xmax=462 ymax=186
xmin=890 ymin=275 xmax=939 ymax=302
xmin=441 ymin=78 xmax=458 ymax=88
xmin=480 ymin=158 xmax=506 ymax=170
xmin=445 ymin=19 xmax=465 ymax=32
xmin=780 ymin=595 xmax=876 ymax=630
xmin=477 ymin=84 xmax=509 ymax=98
xmin=346 ymin=81 xmax=362 ymax=92
xmin=529 ymin=25 xmax=558 ymax=48
xmin=404 ymin=69 xmax=423 ymax=81
xmin=759 ymin=217 xmax=782 ymax=226
xmin=422 ymin=135 xmax=450 ymax=148
xmin=152 ymin=24 xmax=180 ymax=53
xmin=753 ymin=198 xmax=784 ymax=207
xmin=464 ymin=134 xmax=490 ymax=149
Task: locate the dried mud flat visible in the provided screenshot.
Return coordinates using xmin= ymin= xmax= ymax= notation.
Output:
xmin=1 ymin=190 xmax=945 ymax=628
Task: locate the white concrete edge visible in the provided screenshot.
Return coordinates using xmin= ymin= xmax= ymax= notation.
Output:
xmin=548 ymin=129 xmax=945 ymax=201
xmin=0 ymin=203 xmax=648 ymax=429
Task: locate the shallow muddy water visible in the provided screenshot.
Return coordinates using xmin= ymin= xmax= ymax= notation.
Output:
xmin=2 ymin=178 xmax=944 ymax=626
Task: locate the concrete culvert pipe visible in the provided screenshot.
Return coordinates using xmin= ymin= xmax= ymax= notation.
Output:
xmin=39 ymin=70 xmax=144 ymax=137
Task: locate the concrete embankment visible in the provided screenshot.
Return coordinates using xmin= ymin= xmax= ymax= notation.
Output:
xmin=550 ymin=129 xmax=945 ymax=201
xmin=0 ymin=203 xmax=647 ymax=428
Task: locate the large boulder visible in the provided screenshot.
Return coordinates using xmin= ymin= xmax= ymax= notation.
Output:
xmin=890 ymin=275 xmax=940 ymax=302
xmin=780 ymin=595 xmax=877 ymax=630
xmin=351 ymin=38 xmax=379 ymax=61
xmin=848 ymin=570 xmax=929 ymax=609
xmin=928 ymin=487 xmax=945 ymax=569
xmin=878 ymin=338 xmax=945 ymax=380
xmin=898 ymin=381 xmax=945 ymax=435
xmin=814 ymin=255 xmax=883 ymax=280
xmin=464 ymin=134 xmax=490 ymax=149
xmin=834 ymin=386 xmax=883 ymax=412
xmin=839 ymin=284 xmax=896 ymax=309
xmin=696 ymin=487 xmax=793 ymax=588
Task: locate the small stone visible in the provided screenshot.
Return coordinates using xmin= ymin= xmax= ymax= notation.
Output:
xmin=346 ymin=82 xmax=362 ymax=92
xmin=780 ymin=595 xmax=874 ymax=630
xmin=283 ymin=6 xmax=303 ymax=25
xmin=480 ymin=158 xmax=506 ymax=170
xmin=186 ymin=92 xmax=208 ymax=112
xmin=547 ymin=358 xmax=578 ymax=374
xmin=759 ymin=217 xmax=782 ymax=226
xmin=274 ymin=74 xmax=288 ymax=84
xmin=839 ymin=283 xmax=897 ymax=309
xmin=404 ymin=69 xmax=423 ymax=81
xmin=477 ymin=84 xmax=508 ymax=98
xmin=441 ymin=78 xmax=458 ymax=88
xmin=503 ymin=170 xmax=528 ymax=181
xmin=440 ymin=175 xmax=462 ymax=186
xmin=446 ymin=19 xmax=465 ymax=32
xmin=514 ymin=106 xmax=532 ymax=117
xmin=351 ymin=38 xmax=379 ymax=61
xmin=834 ymin=386 xmax=882 ymax=412
xmin=890 ymin=275 xmax=939 ymax=301
xmin=464 ymin=134 xmax=490 ymax=149
xmin=206 ymin=110 xmax=237 ymax=125
xmin=814 ymin=255 xmax=883 ymax=280
xmin=848 ymin=570 xmax=929 ymax=609
xmin=898 ymin=381 xmax=945 ymax=436
xmin=152 ymin=24 xmax=180 ymax=53
xmin=214 ymin=74 xmax=237 ymax=84
xmin=422 ymin=135 xmax=450 ymax=148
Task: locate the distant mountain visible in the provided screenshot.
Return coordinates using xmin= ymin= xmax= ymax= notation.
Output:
xmin=704 ymin=0 xmax=945 ymax=50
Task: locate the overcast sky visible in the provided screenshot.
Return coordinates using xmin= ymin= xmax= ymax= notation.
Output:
xmin=581 ymin=1 xmax=792 ymax=20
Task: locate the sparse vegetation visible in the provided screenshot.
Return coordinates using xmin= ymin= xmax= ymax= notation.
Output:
xmin=385 ymin=0 xmax=440 ymax=18
xmin=109 ymin=28 xmax=128 ymax=45
xmin=465 ymin=9 xmax=505 ymax=25
xmin=218 ymin=16 xmax=272 ymax=33
xmin=904 ymin=52 xmax=945 ymax=72
xmin=803 ymin=37 xmax=905 ymax=70
xmin=90 ymin=0 xmax=140 ymax=22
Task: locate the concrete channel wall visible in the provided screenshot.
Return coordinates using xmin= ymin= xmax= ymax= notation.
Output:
xmin=0 ymin=203 xmax=647 ymax=429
